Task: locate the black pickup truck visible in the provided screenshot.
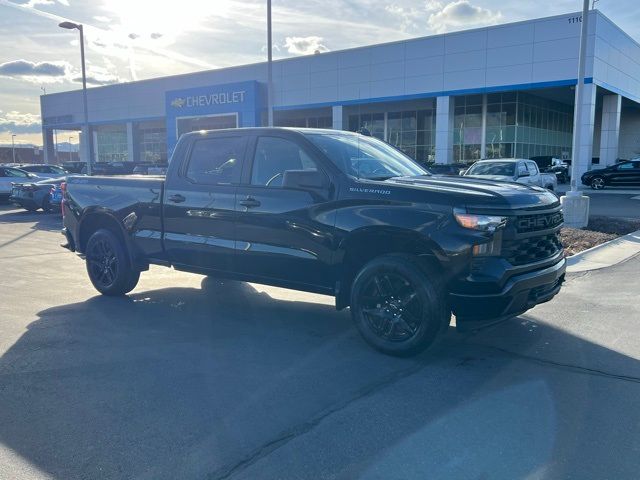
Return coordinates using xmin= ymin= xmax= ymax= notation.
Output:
xmin=62 ymin=128 xmax=565 ymax=356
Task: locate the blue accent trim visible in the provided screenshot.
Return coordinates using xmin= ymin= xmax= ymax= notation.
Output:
xmin=43 ymin=115 xmax=166 ymax=129
xmin=592 ymin=79 xmax=640 ymax=104
xmin=274 ymin=78 xmax=594 ymax=111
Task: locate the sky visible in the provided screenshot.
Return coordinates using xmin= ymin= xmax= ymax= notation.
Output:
xmin=1 ymin=0 xmax=639 ymax=147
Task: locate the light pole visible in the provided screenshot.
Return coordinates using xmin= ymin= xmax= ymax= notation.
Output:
xmin=560 ymin=0 xmax=590 ymax=228
xmin=68 ymin=136 xmax=74 ymax=163
xmin=11 ymin=134 xmax=16 ymax=164
xmin=267 ymin=0 xmax=273 ymax=127
xmin=59 ymin=21 xmax=92 ymax=175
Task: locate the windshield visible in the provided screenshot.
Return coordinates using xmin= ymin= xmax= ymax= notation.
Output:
xmin=466 ymin=162 xmax=516 ymax=177
xmin=305 ymin=133 xmax=428 ymax=180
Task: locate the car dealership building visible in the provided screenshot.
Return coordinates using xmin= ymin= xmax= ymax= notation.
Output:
xmin=40 ymin=10 xmax=640 ymax=179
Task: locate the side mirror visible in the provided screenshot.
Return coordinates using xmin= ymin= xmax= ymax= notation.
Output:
xmin=282 ymin=169 xmax=329 ymax=190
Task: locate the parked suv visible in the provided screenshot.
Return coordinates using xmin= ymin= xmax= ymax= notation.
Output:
xmin=61 ymin=128 xmax=565 ymax=356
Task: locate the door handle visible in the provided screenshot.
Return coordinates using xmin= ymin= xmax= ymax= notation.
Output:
xmin=169 ymin=194 xmax=186 ymax=203
xmin=239 ymin=196 xmax=261 ymax=208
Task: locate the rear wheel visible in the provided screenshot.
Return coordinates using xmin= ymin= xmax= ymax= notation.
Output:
xmin=590 ymin=176 xmax=605 ymax=190
xmin=86 ymin=229 xmax=140 ymax=295
xmin=41 ymin=196 xmax=52 ymax=213
xmin=350 ymin=255 xmax=449 ymax=357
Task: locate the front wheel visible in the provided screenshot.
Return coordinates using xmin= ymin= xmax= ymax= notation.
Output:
xmin=350 ymin=255 xmax=449 ymax=357
xmin=590 ymin=177 xmax=605 ymax=190
xmin=86 ymin=229 xmax=140 ymax=295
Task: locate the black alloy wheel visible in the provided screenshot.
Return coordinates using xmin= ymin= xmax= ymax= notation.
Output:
xmin=85 ymin=229 xmax=140 ymax=295
xmin=590 ymin=177 xmax=605 ymax=190
xmin=360 ymin=272 xmax=422 ymax=343
xmin=350 ymin=255 xmax=449 ymax=356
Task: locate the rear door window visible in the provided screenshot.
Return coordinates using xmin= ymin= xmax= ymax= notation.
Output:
xmin=185 ymin=136 xmax=247 ymax=185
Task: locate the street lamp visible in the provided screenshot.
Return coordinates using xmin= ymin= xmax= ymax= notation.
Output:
xmin=11 ymin=134 xmax=16 ymax=164
xmin=267 ymin=0 xmax=273 ymax=127
xmin=68 ymin=136 xmax=74 ymax=163
xmin=59 ymin=21 xmax=92 ymax=175
xmin=560 ymin=0 xmax=590 ymax=228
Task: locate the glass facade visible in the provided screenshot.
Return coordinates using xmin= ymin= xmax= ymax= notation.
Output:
xmin=454 ymin=91 xmax=573 ymax=162
xmin=453 ymin=95 xmax=483 ymax=162
xmin=96 ymin=126 xmax=128 ymax=163
xmin=347 ymin=100 xmax=436 ymax=163
xmin=137 ymin=121 xmax=167 ymax=163
xmin=274 ymin=110 xmax=332 ymax=128
xmin=514 ymin=92 xmax=573 ymax=159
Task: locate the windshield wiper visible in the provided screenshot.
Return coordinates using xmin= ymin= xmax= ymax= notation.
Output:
xmin=366 ymin=175 xmax=400 ymax=181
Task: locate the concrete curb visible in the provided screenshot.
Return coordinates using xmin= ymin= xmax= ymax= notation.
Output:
xmin=566 ymin=229 xmax=640 ymax=273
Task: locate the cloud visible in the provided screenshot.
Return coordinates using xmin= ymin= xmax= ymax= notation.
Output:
xmin=385 ymin=0 xmax=501 ymax=34
xmin=93 ymin=15 xmax=110 ymax=22
xmin=0 ymin=59 xmax=70 ymax=83
xmin=0 ymin=59 xmax=120 ymax=86
xmin=24 ymin=0 xmax=68 ymax=7
xmin=428 ymin=1 xmax=502 ymax=33
xmin=284 ymin=36 xmax=330 ymax=55
xmin=0 ymin=111 xmax=41 ymax=134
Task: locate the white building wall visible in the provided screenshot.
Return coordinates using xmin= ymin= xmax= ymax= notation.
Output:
xmin=41 ymin=11 xmax=597 ymax=127
xmin=599 ymin=94 xmax=622 ymax=166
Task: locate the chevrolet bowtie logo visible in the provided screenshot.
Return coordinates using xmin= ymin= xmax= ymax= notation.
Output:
xmin=171 ymin=97 xmax=185 ymax=108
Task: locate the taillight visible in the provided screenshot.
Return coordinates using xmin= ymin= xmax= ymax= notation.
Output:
xmin=60 ymin=182 xmax=66 ymax=216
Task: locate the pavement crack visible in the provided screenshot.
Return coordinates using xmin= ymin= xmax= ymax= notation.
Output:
xmin=468 ymin=343 xmax=640 ymax=384
xmin=206 ymin=358 xmax=432 ymax=480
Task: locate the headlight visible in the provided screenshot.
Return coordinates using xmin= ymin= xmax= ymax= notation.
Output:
xmin=454 ymin=209 xmax=507 ymax=232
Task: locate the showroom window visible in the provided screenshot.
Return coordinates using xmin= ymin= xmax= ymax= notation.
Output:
xmin=96 ymin=126 xmax=128 ymax=163
xmin=453 ymin=95 xmax=483 ymax=162
xmin=138 ymin=123 xmax=167 ymax=163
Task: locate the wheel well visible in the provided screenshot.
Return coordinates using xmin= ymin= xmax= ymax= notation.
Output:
xmin=78 ymin=213 xmax=127 ymax=254
xmin=336 ymin=231 xmax=443 ymax=310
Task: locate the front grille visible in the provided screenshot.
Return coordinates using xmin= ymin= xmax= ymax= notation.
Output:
xmin=503 ymin=232 xmax=563 ymax=265
xmin=515 ymin=211 xmax=563 ymax=233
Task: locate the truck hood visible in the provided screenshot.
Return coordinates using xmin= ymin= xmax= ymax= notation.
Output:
xmin=379 ymin=175 xmax=558 ymax=210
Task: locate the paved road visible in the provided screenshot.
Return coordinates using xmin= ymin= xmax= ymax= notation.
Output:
xmin=1 ymin=205 xmax=639 ymax=479
xmin=555 ymin=187 xmax=640 ymax=219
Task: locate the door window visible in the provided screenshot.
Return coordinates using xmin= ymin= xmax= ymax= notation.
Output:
xmin=4 ymin=168 xmax=28 ymax=178
xmin=617 ymin=162 xmax=634 ymax=170
xmin=185 ymin=136 xmax=246 ymax=185
xmin=251 ymin=136 xmax=318 ymax=187
xmin=517 ymin=163 xmax=528 ymax=177
xmin=526 ymin=162 xmax=539 ymax=175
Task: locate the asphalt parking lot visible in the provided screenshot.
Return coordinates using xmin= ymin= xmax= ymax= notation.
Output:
xmin=1 ymin=204 xmax=640 ymax=479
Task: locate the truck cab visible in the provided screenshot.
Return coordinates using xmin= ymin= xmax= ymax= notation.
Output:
xmin=464 ymin=158 xmax=558 ymax=191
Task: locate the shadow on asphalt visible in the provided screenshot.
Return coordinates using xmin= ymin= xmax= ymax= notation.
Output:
xmin=0 ymin=205 xmax=62 ymax=234
xmin=0 ymin=278 xmax=638 ymax=479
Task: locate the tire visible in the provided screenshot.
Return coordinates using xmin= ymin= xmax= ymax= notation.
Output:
xmin=85 ymin=228 xmax=140 ymax=295
xmin=590 ymin=176 xmax=605 ymax=190
xmin=350 ymin=254 xmax=449 ymax=357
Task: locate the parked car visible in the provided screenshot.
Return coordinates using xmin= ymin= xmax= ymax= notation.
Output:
xmin=9 ymin=176 xmax=65 ymax=212
xmin=48 ymin=183 xmax=63 ymax=212
xmin=0 ymin=166 xmax=39 ymax=201
xmin=61 ymin=128 xmax=565 ymax=357
xmin=463 ymin=159 xmax=558 ymax=191
xmin=581 ymin=160 xmax=640 ymax=189
xmin=426 ymin=163 xmax=468 ymax=176
xmin=18 ymin=164 xmax=68 ymax=179
xmin=530 ymin=156 xmax=570 ymax=183
xmin=61 ymin=161 xmax=87 ymax=174
xmin=132 ymin=163 xmax=168 ymax=175
xmin=81 ymin=162 xmax=137 ymax=175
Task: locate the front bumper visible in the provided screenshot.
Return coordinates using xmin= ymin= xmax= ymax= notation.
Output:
xmin=450 ymin=257 xmax=566 ymax=325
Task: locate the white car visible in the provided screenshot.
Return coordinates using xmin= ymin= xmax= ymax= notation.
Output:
xmin=17 ymin=164 xmax=68 ymax=179
xmin=463 ymin=159 xmax=558 ymax=191
xmin=0 ymin=166 xmax=39 ymax=199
